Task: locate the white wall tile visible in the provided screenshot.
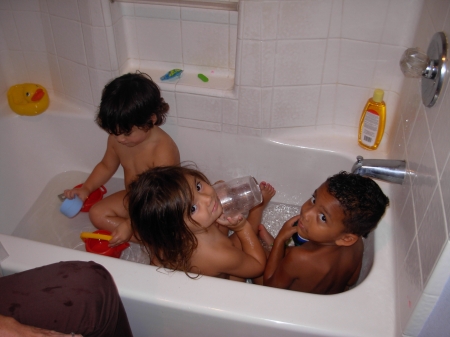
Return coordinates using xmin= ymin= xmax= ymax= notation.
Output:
xmin=261 ymin=1 xmax=278 ymax=40
xmin=161 ymin=90 xmax=177 ymax=118
xmin=271 ymin=86 xmax=320 ymax=128
xmin=338 ymin=40 xmax=378 ymax=87
xmin=418 ymin=186 xmax=447 ymax=285
xmin=341 ymin=0 xmax=390 ymax=43
xmin=14 ymin=10 xmax=46 ymax=52
xmin=9 ymin=51 xmax=28 ymax=83
xmin=238 ymin=86 xmax=261 ymax=128
xmin=317 ymin=84 xmax=336 ymax=125
xmin=229 ymin=24 xmax=237 ymax=70
xmin=427 ymin=0 xmax=450 ymax=32
xmin=100 ymin=0 xmax=112 ymax=27
xmin=396 ymin=191 xmax=417 ymax=269
xmin=439 ymin=159 xmax=450 ymax=237
xmin=0 ymin=10 xmax=21 ymax=50
xmin=261 ymin=87 xmax=272 ymax=128
xmin=334 ymin=85 xmax=371 ymax=127
xmin=277 ymin=0 xmax=332 ymax=39
xmin=10 ymin=0 xmax=40 ymax=11
xmin=58 ymin=57 xmax=93 ymax=104
xmin=182 ymin=21 xmax=229 ymax=68
xmin=322 ymin=39 xmax=340 ymax=84
xmin=39 ymin=0 xmax=48 ymax=13
xmin=372 ymin=45 xmax=404 ymax=93
xmin=137 ymin=4 xmax=180 ymax=20
xmin=178 ymin=117 xmax=221 ymax=132
xmin=41 ymin=13 xmax=56 ymax=55
xmin=222 ymin=98 xmax=238 ymax=125
xmin=51 ymin=16 xmax=86 ymax=65
xmin=261 ymin=40 xmax=276 ymax=87
xmin=113 ymin=16 xmax=138 ymax=67
xmin=176 ymin=92 xmax=222 ymax=122
xmin=240 ymin=40 xmax=260 ymax=86
xmin=47 ymin=53 xmax=64 ymax=93
xmin=78 ymin=0 xmax=105 ymax=27
xmin=136 ymin=17 xmax=182 ymax=63
xmin=412 ymin=140 xmax=438 ymax=230
xmin=241 ymin=1 xmax=261 ymax=40
xmin=328 ymin=0 xmax=342 ymax=38
xmin=105 ymin=25 xmax=118 ymax=71
xmin=407 ymin=105 xmax=430 ymax=178
xmin=381 ymin=0 xmax=423 ymax=47
xmin=88 ymin=68 xmax=113 ymax=107
xmin=430 ymin=85 xmax=450 ymax=175
xmin=181 ymin=7 xmax=227 ymax=23
xmin=23 ymin=51 xmax=52 ymax=88
xmin=82 ymin=25 xmax=110 ymax=71
xmin=47 ymin=0 xmax=80 ymax=21
xmin=274 ymin=40 xmax=327 ymax=86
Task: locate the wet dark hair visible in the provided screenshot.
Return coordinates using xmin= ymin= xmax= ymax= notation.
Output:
xmin=128 ymin=164 xmax=210 ymax=276
xmin=96 ymin=71 xmax=169 ymax=135
xmin=326 ymin=171 xmax=389 ymax=238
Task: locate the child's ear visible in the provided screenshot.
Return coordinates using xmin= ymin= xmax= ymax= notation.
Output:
xmin=150 ymin=114 xmax=157 ymax=124
xmin=335 ymin=233 xmax=359 ymax=246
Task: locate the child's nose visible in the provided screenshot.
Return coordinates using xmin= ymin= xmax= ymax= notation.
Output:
xmin=116 ymin=134 xmax=126 ymax=142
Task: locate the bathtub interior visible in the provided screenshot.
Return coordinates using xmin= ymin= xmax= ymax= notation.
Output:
xmin=0 ymin=99 xmax=396 ymax=337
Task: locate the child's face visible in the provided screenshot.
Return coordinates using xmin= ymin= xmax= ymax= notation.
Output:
xmin=114 ymin=126 xmax=149 ymax=147
xmin=184 ymin=174 xmax=223 ymax=231
xmin=296 ymin=182 xmax=347 ymax=245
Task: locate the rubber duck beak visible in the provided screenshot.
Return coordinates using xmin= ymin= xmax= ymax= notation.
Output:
xmin=31 ymin=88 xmax=44 ymax=102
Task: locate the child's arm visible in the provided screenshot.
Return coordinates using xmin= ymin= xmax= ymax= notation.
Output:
xmin=64 ymin=136 xmax=120 ymax=201
xmin=263 ymin=215 xmax=301 ymax=289
xmin=215 ymin=216 xmax=266 ymax=278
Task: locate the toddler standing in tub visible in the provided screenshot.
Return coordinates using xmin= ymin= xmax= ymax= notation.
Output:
xmin=63 ymin=72 xmax=180 ymax=246
xmin=259 ymin=171 xmax=389 ymax=294
xmin=127 ymin=165 xmax=275 ymax=280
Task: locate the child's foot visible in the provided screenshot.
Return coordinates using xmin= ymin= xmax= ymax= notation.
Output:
xmin=259 ymin=181 xmax=276 ymax=207
xmin=258 ymin=224 xmax=275 ymax=246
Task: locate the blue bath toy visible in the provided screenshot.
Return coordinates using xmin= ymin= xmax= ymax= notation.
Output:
xmin=160 ymin=69 xmax=183 ymax=81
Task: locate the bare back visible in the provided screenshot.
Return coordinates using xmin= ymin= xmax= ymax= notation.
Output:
xmin=111 ymin=126 xmax=180 ymax=188
xmin=283 ymin=238 xmax=363 ymax=294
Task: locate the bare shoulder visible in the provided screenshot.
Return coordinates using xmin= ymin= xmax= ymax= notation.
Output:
xmin=152 ymin=127 xmax=180 ymax=166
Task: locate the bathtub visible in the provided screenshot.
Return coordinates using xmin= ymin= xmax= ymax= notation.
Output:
xmin=0 ymin=97 xmax=397 ymax=337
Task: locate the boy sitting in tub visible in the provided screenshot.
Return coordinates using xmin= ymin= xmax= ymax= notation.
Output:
xmin=258 ymin=171 xmax=389 ymax=295
xmin=63 ymin=72 xmax=180 ymax=246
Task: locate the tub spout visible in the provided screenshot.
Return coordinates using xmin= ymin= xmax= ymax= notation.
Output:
xmin=351 ymin=156 xmax=406 ymax=184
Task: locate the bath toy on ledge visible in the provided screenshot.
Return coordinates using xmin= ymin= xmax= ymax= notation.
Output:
xmin=7 ymin=83 xmax=49 ymax=116
xmin=160 ymin=69 xmax=183 ymax=81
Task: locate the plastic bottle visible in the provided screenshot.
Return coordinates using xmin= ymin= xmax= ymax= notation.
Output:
xmin=358 ymin=89 xmax=386 ymax=150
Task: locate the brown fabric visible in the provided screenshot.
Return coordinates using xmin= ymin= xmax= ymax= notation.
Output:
xmin=0 ymin=261 xmax=133 ymax=337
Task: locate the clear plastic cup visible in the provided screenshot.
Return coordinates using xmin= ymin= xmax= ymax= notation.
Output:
xmin=213 ymin=176 xmax=262 ymax=217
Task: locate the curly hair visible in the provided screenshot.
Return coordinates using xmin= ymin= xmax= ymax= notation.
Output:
xmin=96 ymin=71 xmax=169 ymax=135
xmin=326 ymin=171 xmax=389 ymax=238
xmin=127 ymin=165 xmax=210 ymax=276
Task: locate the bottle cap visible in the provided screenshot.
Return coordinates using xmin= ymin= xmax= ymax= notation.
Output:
xmin=372 ymin=89 xmax=384 ymax=102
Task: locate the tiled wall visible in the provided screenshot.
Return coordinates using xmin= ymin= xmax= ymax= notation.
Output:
xmin=389 ymin=1 xmax=450 ymax=336
xmin=4 ymin=0 xmax=450 ymax=335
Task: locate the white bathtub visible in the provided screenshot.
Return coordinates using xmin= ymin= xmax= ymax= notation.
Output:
xmin=0 ymin=97 xmax=397 ymax=337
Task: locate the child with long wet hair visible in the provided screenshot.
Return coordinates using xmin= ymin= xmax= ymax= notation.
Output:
xmin=128 ymin=165 xmax=273 ymax=279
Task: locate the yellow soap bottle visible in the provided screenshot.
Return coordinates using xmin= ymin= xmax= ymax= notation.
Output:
xmin=358 ymin=89 xmax=386 ymax=150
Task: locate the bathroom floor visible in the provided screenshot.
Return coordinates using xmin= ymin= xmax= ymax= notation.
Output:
xmin=12 ymin=171 xmax=300 ymax=265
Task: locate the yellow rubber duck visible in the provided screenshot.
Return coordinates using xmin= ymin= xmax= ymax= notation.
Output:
xmin=7 ymin=83 xmax=49 ymax=116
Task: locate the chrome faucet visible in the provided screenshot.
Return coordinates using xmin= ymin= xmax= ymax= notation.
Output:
xmin=351 ymin=156 xmax=406 ymax=184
